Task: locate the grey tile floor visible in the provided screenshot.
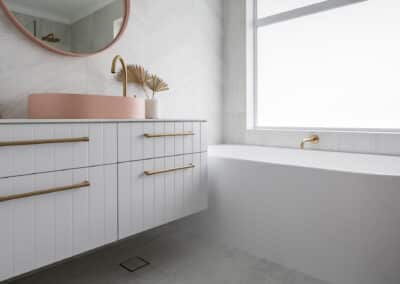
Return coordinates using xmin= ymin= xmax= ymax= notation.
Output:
xmin=9 ymin=225 xmax=329 ymax=284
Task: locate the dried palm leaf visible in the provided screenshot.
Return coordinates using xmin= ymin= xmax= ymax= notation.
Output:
xmin=128 ymin=65 xmax=150 ymax=85
xmin=116 ymin=64 xmax=150 ymax=85
xmin=116 ymin=64 xmax=151 ymax=98
xmin=146 ymin=75 xmax=169 ymax=98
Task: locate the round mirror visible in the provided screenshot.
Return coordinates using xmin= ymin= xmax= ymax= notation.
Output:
xmin=0 ymin=0 xmax=130 ymax=56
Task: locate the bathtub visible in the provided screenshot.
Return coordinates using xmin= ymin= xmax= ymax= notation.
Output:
xmin=205 ymin=145 xmax=400 ymax=284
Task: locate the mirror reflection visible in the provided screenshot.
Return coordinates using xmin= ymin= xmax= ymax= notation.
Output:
xmin=4 ymin=0 xmax=126 ymax=54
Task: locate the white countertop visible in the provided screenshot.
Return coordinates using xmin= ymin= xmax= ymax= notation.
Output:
xmin=0 ymin=118 xmax=207 ymax=124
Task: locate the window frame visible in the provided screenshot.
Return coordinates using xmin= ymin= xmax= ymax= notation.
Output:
xmin=248 ymin=0 xmax=399 ymax=134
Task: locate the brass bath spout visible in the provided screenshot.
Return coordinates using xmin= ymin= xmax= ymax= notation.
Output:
xmin=300 ymin=135 xmax=319 ymax=149
xmin=111 ymin=55 xmax=128 ymax=97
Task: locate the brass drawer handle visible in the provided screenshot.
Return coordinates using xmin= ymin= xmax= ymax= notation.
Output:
xmin=0 ymin=181 xmax=90 ymax=202
xmin=0 ymin=137 xmax=90 ymax=147
xmin=144 ymin=164 xmax=195 ymax=176
xmin=144 ymin=132 xmax=194 ymax=138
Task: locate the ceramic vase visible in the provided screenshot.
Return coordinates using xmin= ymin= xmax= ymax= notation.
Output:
xmin=145 ymin=99 xmax=159 ymax=119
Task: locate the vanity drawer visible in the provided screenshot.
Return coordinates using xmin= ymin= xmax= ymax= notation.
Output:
xmin=118 ymin=121 xmax=206 ymax=162
xmin=0 ymin=164 xmax=117 ymax=281
xmin=118 ymin=153 xmax=208 ymax=239
xmin=0 ymin=123 xmax=117 ymax=178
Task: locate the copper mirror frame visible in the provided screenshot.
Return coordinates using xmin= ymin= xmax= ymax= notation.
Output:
xmin=0 ymin=0 xmax=130 ymax=57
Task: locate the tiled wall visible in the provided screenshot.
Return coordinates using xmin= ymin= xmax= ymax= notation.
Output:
xmin=0 ymin=0 xmax=223 ymax=145
xmin=222 ymin=0 xmax=400 ymax=155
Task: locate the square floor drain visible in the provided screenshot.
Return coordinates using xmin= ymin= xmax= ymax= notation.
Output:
xmin=120 ymin=256 xmax=150 ymax=273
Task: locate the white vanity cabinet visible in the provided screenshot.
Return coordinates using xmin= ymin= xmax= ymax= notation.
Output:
xmin=0 ymin=119 xmax=207 ymax=282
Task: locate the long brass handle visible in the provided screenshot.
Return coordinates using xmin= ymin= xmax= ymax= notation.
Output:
xmin=144 ymin=132 xmax=194 ymax=138
xmin=0 ymin=181 xmax=90 ymax=203
xmin=144 ymin=164 xmax=195 ymax=176
xmin=0 ymin=137 xmax=90 ymax=147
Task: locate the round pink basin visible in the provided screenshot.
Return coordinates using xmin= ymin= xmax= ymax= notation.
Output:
xmin=28 ymin=93 xmax=145 ymax=119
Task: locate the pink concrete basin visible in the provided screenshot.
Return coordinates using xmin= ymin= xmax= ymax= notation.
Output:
xmin=28 ymin=93 xmax=145 ymax=119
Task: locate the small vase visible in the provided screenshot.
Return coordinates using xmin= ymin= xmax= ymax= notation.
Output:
xmin=145 ymin=99 xmax=159 ymax=119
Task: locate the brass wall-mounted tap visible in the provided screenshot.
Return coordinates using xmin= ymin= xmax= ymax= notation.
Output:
xmin=300 ymin=135 xmax=319 ymax=149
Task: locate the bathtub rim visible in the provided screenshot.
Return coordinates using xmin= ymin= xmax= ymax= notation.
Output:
xmin=209 ymin=144 xmax=400 ymax=177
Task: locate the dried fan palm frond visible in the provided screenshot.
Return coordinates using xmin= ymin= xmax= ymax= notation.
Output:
xmin=146 ymin=75 xmax=169 ymax=98
xmin=116 ymin=65 xmax=150 ymax=84
xmin=116 ymin=64 xmax=151 ymax=98
xmin=128 ymin=65 xmax=151 ymax=85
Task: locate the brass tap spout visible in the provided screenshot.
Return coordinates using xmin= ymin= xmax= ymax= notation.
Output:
xmin=300 ymin=135 xmax=319 ymax=149
xmin=111 ymin=55 xmax=128 ymax=97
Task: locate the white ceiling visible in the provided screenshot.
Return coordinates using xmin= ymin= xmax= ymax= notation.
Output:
xmin=5 ymin=0 xmax=119 ymax=24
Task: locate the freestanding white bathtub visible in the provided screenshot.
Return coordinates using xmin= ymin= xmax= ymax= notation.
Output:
xmin=206 ymin=145 xmax=400 ymax=284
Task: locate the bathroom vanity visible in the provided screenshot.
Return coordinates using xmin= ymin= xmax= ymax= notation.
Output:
xmin=0 ymin=119 xmax=208 ymax=281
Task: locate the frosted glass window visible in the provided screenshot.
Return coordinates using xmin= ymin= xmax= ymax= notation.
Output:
xmin=257 ymin=0 xmax=325 ymax=17
xmin=256 ymin=1 xmax=400 ymax=129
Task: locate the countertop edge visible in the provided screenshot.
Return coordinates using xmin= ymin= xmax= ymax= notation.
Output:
xmin=0 ymin=119 xmax=207 ymax=124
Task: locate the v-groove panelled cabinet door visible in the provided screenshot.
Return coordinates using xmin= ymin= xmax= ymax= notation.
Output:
xmin=0 ymin=120 xmax=207 ymax=282
xmin=0 ymin=165 xmax=118 ymax=281
xmin=117 ymin=154 xmax=208 ymax=239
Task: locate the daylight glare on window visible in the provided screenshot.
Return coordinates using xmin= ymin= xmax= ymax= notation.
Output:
xmin=256 ymin=1 xmax=400 ymax=129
